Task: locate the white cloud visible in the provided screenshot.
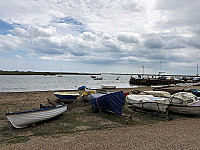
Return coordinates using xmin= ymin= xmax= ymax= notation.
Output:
xmin=16 ymin=55 xmax=23 ymax=59
xmin=0 ymin=0 xmax=200 ymax=74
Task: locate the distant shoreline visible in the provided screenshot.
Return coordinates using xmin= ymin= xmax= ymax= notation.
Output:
xmin=0 ymin=70 xmax=101 ymax=76
xmin=0 ymin=70 xmax=198 ymax=77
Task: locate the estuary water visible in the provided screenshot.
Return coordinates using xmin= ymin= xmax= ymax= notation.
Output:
xmin=0 ymin=75 xmax=138 ymax=92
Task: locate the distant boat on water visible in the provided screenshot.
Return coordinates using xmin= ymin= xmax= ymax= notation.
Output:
xmin=94 ymin=77 xmax=103 ymax=80
xmin=101 ymin=85 xmax=116 ymax=89
xmin=90 ymin=75 xmax=96 ymax=78
xmin=57 ymin=74 xmax=63 ymax=77
xmin=57 ymin=66 xmax=63 ymax=77
xmin=116 ymin=76 xmax=120 ymax=80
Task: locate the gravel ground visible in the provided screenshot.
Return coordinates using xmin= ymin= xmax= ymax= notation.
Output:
xmin=2 ymin=118 xmax=200 ymax=150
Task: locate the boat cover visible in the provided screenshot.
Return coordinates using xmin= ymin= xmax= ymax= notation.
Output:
xmin=89 ymin=91 xmax=125 ymax=115
xmin=143 ymin=91 xmax=171 ymax=98
xmin=126 ymin=95 xmax=170 ymax=104
xmin=170 ymin=92 xmax=198 ymax=105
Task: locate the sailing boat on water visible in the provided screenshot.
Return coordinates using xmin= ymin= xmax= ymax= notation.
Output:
xmin=90 ymin=70 xmax=96 ymax=79
xmin=57 ymin=66 xmax=63 ymax=77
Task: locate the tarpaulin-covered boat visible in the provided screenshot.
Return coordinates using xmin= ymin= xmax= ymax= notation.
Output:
xmin=126 ymin=94 xmax=169 ymax=113
xmin=89 ymin=91 xmax=125 ymax=115
xmin=5 ymin=104 xmax=67 ymax=128
xmin=168 ymin=92 xmax=200 ymax=115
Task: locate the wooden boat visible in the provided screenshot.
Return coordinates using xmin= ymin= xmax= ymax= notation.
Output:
xmin=168 ymin=92 xmax=200 ymax=115
xmin=101 ymin=85 xmax=116 ymax=89
xmin=153 ymin=88 xmax=185 ymax=94
xmin=54 ymin=92 xmax=79 ymax=100
xmin=78 ymin=86 xmax=86 ymax=90
xmin=124 ymin=92 xmax=129 ymax=97
xmin=143 ymin=91 xmax=171 ymax=98
xmin=81 ymin=89 xmax=96 ymax=102
xmin=5 ymin=104 xmax=67 ymax=128
xmin=126 ymin=95 xmax=169 ymax=113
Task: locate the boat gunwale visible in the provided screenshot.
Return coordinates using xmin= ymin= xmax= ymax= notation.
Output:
xmin=5 ymin=104 xmax=67 ymax=116
xmin=168 ymin=104 xmax=200 ymax=107
xmin=54 ymin=92 xmax=79 ymax=96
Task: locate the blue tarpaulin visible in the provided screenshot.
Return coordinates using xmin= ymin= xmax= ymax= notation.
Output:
xmin=89 ymin=91 xmax=125 ymax=115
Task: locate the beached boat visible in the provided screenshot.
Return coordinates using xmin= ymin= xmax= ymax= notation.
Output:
xmin=153 ymin=88 xmax=185 ymax=94
xmin=126 ymin=95 xmax=169 ymax=113
xmin=78 ymin=86 xmax=86 ymax=90
xmin=54 ymin=92 xmax=79 ymax=100
xmin=89 ymin=91 xmax=125 ymax=115
xmin=5 ymin=104 xmax=67 ymax=128
xmin=186 ymin=89 xmax=200 ymax=97
xmin=168 ymin=92 xmax=200 ymax=115
xmin=81 ymin=89 xmax=96 ymax=102
xmin=82 ymin=89 xmax=96 ymax=96
xmin=143 ymin=91 xmax=171 ymax=98
xmin=101 ymin=85 xmax=116 ymax=89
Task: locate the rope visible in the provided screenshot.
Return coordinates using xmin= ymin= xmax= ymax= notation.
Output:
xmin=96 ymin=98 xmax=100 ymax=111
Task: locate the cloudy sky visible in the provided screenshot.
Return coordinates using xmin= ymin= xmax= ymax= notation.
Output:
xmin=0 ymin=0 xmax=200 ymax=75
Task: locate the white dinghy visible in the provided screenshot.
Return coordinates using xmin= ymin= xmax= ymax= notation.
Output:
xmin=168 ymin=92 xmax=200 ymax=115
xmin=5 ymin=104 xmax=67 ymax=128
xmin=126 ymin=94 xmax=170 ymax=113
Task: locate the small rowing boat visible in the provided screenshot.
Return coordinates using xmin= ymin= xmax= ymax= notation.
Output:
xmin=168 ymin=92 xmax=200 ymax=115
xmin=54 ymin=92 xmax=79 ymax=100
xmin=5 ymin=104 xmax=67 ymax=128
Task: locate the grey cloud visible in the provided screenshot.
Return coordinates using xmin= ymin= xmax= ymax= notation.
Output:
xmin=101 ymin=39 xmax=122 ymax=52
xmin=144 ymin=37 xmax=163 ymax=49
xmin=186 ymin=36 xmax=200 ymax=49
xmin=117 ymin=34 xmax=139 ymax=44
xmin=81 ymin=32 xmax=97 ymax=41
xmin=155 ymin=0 xmax=200 ymax=27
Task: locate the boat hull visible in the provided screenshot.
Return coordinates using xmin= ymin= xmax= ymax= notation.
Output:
xmin=54 ymin=92 xmax=79 ymax=100
xmin=168 ymin=105 xmax=200 ymax=115
xmin=126 ymin=95 xmax=169 ymax=113
xmin=5 ymin=105 xmax=67 ymax=128
xmin=132 ymin=102 xmax=168 ymax=113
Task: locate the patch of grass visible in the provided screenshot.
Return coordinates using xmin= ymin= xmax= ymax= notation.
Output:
xmin=6 ymin=136 xmax=30 ymax=144
xmin=0 ymin=125 xmax=32 ymax=144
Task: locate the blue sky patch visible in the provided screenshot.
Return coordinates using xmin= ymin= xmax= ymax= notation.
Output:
xmin=58 ymin=17 xmax=83 ymax=25
xmin=0 ymin=20 xmax=14 ymax=35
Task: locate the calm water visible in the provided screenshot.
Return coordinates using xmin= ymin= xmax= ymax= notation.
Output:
xmin=0 ymin=75 xmax=138 ymax=92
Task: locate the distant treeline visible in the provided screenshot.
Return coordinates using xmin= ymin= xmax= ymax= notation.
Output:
xmin=0 ymin=70 xmax=101 ymax=76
